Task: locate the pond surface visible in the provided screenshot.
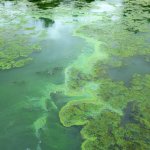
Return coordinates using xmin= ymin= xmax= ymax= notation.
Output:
xmin=0 ymin=1 xmax=91 ymax=150
xmin=0 ymin=0 xmax=150 ymax=150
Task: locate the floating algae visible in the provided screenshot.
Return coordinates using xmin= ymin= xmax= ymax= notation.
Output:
xmin=122 ymin=0 xmax=150 ymax=33
xmin=59 ymin=0 xmax=150 ymax=149
xmin=33 ymin=115 xmax=47 ymax=138
xmin=59 ymin=100 xmax=104 ymax=127
xmin=0 ymin=0 xmax=150 ymax=149
xmin=0 ymin=31 xmax=41 ymax=70
xmin=60 ymin=67 xmax=150 ymax=149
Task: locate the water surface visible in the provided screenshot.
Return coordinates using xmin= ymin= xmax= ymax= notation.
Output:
xmin=0 ymin=1 xmax=91 ymax=149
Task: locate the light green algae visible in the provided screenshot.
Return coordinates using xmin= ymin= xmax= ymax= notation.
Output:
xmin=0 ymin=1 xmax=42 ymax=70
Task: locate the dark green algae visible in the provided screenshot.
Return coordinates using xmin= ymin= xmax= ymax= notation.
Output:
xmin=59 ymin=0 xmax=150 ymax=150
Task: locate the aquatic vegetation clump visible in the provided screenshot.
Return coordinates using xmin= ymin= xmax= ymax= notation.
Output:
xmin=74 ymin=0 xmax=150 ymax=59
xmin=28 ymin=0 xmax=66 ymax=10
xmin=76 ymin=23 xmax=150 ymax=58
xmin=123 ymin=0 xmax=150 ymax=33
xmin=96 ymin=79 xmax=129 ymax=108
xmin=0 ymin=1 xmax=43 ymax=70
xmin=0 ymin=33 xmax=41 ymax=70
xmin=59 ymin=0 xmax=150 ymax=145
xmin=81 ymin=110 xmax=122 ymax=150
xmin=60 ymin=74 xmax=150 ymax=149
xmin=81 ymin=101 xmax=150 ymax=150
xmin=59 ymin=100 xmax=103 ymax=127
xmin=66 ymin=67 xmax=91 ymax=90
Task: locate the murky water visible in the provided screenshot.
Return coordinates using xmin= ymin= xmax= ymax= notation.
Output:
xmin=0 ymin=1 xmax=91 ymax=149
xmin=108 ymin=56 xmax=150 ymax=85
xmin=0 ymin=0 xmax=150 ymax=150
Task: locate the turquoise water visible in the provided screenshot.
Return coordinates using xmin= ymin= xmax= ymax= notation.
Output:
xmin=0 ymin=1 xmax=92 ymax=149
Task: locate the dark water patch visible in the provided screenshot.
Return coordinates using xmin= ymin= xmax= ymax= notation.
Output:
xmin=35 ymin=66 xmax=64 ymax=80
xmin=11 ymin=80 xmax=27 ymax=86
xmin=121 ymin=101 xmax=139 ymax=127
xmin=108 ymin=56 xmax=150 ymax=86
xmin=40 ymin=115 xmax=82 ymax=150
xmin=36 ymin=0 xmax=61 ymax=9
xmin=28 ymin=0 xmax=95 ymax=10
xmin=39 ymin=17 xmax=55 ymax=28
xmin=28 ymin=0 xmax=62 ymax=9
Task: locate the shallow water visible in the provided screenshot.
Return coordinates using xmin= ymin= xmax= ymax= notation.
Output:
xmin=108 ymin=56 xmax=150 ymax=85
xmin=0 ymin=1 xmax=92 ymax=149
xmin=0 ymin=0 xmax=150 ymax=149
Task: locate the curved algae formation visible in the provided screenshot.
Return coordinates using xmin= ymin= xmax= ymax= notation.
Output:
xmin=59 ymin=0 xmax=150 ymax=149
xmin=59 ymin=100 xmax=104 ymax=127
xmin=60 ymin=74 xmax=150 ymax=149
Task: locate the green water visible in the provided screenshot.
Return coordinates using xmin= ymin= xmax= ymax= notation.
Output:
xmin=0 ymin=1 xmax=92 ymax=149
xmin=0 ymin=25 xmax=83 ymax=148
xmin=1 ymin=0 xmax=150 ymax=150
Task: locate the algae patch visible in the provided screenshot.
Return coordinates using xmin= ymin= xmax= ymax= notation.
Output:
xmin=59 ymin=0 xmax=150 ymax=149
xmin=0 ymin=1 xmax=43 ymax=70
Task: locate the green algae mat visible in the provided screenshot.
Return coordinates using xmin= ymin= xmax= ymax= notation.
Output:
xmin=0 ymin=0 xmax=150 ymax=150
